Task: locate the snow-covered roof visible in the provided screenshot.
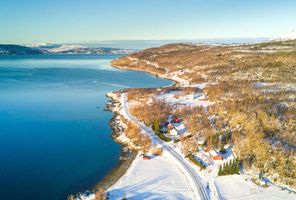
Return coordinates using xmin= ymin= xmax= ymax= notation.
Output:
xmin=172 ymin=123 xmax=187 ymax=135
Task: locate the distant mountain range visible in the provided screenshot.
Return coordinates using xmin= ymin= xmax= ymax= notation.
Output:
xmin=271 ymin=29 xmax=296 ymax=41
xmin=0 ymin=43 xmax=137 ymax=55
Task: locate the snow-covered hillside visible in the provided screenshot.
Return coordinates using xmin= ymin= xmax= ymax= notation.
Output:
xmin=24 ymin=43 xmax=137 ymax=55
xmin=272 ymin=29 xmax=296 ymax=41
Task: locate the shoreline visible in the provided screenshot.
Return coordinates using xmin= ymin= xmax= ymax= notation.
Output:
xmin=92 ymin=145 xmax=137 ymax=192
xmin=111 ymin=63 xmax=179 ymax=87
xmin=94 ymin=64 xmax=178 ymax=193
xmin=89 ymin=61 xmax=180 ymax=196
xmin=91 ymin=91 xmax=137 ymax=193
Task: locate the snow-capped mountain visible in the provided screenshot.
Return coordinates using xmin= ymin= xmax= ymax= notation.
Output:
xmin=0 ymin=44 xmax=42 ymax=55
xmin=38 ymin=44 xmax=137 ymax=54
xmin=271 ymin=29 xmax=296 ymax=41
xmin=0 ymin=43 xmax=137 ymax=55
xmin=41 ymin=44 xmax=89 ymax=53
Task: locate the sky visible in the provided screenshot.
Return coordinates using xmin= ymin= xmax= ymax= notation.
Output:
xmin=0 ymin=0 xmax=296 ymax=44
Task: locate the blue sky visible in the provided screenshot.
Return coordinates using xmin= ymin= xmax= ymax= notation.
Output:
xmin=0 ymin=0 xmax=296 ymax=44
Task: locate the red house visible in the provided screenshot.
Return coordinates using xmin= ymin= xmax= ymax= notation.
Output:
xmin=167 ymin=123 xmax=174 ymax=130
xmin=172 ymin=117 xmax=181 ymax=123
xmin=198 ymin=98 xmax=208 ymax=101
xmin=143 ymin=155 xmax=151 ymax=160
xmin=212 ymin=155 xmax=223 ymax=160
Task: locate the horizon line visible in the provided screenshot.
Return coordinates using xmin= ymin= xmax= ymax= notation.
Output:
xmin=1 ymin=37 xmax=270 ymax=45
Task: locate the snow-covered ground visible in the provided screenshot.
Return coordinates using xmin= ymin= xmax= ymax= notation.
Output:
xmin=215 ymin=174 xmax=296 ymax=200
xmin=107 ymin=93 xmax=209 ymax=200
xmin=157 ymin=91 xmax=213 ymax=108
xmin=165 ymin=70 xmax=190 ymax=86
xmin=107 ymin=154 xmax=195 ymax=200
xmin=107 ymin=90 xmax=295 ymax=200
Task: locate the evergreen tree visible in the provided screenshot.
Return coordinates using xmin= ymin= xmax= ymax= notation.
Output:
xmin=220 ymin=144 xmax=226 ymax=153
xmin=225 ymin=132 xmax=229 ymax=144
xmin=218 ymin=160 xmax=243 ymax=176
xmin=152 ymin=119 xmax=159 ymax=133
xmin=221 ymin=163 xmax=225 ymax=175
xmin=235 ymin=159 xmax=240 ymax=174
xmin=218 ymin=165 xmax=222 ymax=176
xmin=225 ymin=162 xmax=229 ymax=174
xmin=230 ymin=159 xmax=235 ymax=174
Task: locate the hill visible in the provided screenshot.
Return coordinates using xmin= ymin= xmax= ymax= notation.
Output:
xmin=0 ymin=43 xmax=136 ymax=55
xmin=0 ymin=44 xmax=42 ymax=55
xmin=112 ymin=40 xmax=296 ymax=189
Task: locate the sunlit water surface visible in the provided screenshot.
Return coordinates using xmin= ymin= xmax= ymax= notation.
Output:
xmin=0 ymin=54 xmax=172 ymax=200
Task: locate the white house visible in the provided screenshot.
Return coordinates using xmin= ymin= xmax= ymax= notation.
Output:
xmin=170 ymin=128 xmax=179 ymax=136
xmin=173 ymin=123 xmax=187 ymax=135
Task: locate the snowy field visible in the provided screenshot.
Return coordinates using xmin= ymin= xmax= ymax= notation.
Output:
xmin=157 ymin=91 xmax=213 ymax=108
xmin=107 ymin=154 xmax=195 ymax=200
xmin=215 ymin=175 xmax=296 ymax=200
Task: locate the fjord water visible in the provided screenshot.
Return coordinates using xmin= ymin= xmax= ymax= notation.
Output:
xmin=0 ymin=54 xmax=172 ymax=200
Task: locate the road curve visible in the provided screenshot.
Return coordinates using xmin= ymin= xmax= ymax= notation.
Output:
xmin=121 ymin=93 xmax=210 ymax=200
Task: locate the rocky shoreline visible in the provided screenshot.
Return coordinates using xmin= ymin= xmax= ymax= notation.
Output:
xmin=87 ymin=62 xmax=179 ymax=197
xmin=91 ymin=91 xmax=137 ymax=193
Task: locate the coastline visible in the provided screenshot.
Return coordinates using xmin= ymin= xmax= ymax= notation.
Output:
xmin=111 ymin=63 xmax=178 ymax=87
xmin=93 ymin=63 xmax=178 ymax=194
xmin=91 ymin=91 xmax=137 ymax=193
xmin=68 ymin=58 xmax=177 ymax=199
xmin=92 ymin=146 xmax=137 ymax=192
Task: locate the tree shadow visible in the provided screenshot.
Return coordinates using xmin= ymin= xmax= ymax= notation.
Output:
xmin=107 ymin=175 xmax=190 ymax=199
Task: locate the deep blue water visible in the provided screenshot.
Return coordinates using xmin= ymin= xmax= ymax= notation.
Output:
xmin=0 ymin=54 xmax=172 ymax=200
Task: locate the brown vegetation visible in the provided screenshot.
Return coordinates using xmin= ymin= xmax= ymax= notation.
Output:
xmin=130 ymin=99 xmax=171 ymax=125
xmin=113 ymin=40 xmax=296 ymax=188
xmin=125 ymin=121 xmax=151 ymax=152
xmin=112 ymin=41 xmax=296 ymax=84
xmin=150 ymin=147 xmax=163 ymax=156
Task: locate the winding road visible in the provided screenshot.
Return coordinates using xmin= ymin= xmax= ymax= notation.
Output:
xmin=121 ymin=93 xmax=210 ymax=200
